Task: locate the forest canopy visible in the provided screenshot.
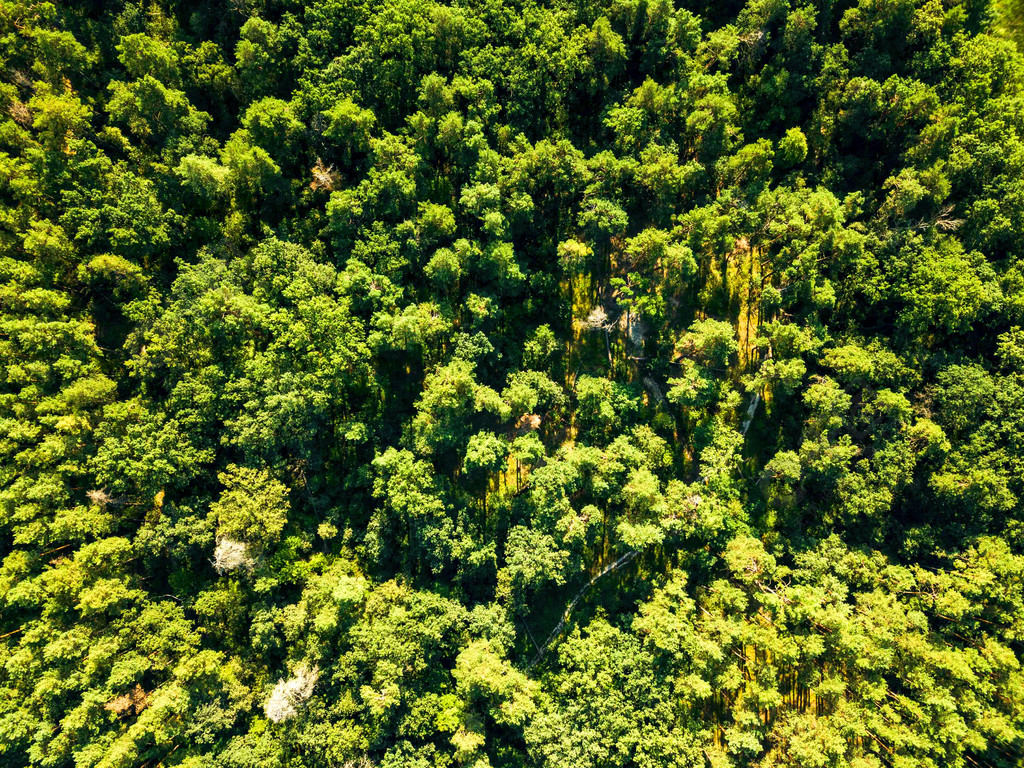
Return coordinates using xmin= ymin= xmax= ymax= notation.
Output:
xmin=3 ymin=0 xmax=1024 ymax=766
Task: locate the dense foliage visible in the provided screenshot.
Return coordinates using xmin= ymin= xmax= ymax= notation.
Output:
xmin=3 ymin=0 xmax=1024 ymax=766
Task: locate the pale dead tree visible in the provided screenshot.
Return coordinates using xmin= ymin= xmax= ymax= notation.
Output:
xmin=530 ymin=550 xmax=640 ymax=668
xmin=8 ymin=101 xmax=31 ymax=126
xmin=584 ymin=307 xmax=617 ymax=367
xmin=742 ymin=346 xmax=772 ymax=438
xmin=309 ymin=158 xmax=339 ymax=192
xmin=741 ymin=390 xmax=761 ymax=437
xmin=583 ymin=306 xmax=614 ymax=331
xmin=625 ymin=315 xmax=646 ymax=349
xmin=10 ymin=70 xmax=32 ymax=90
xmin=212 ymin=538 xmax=253 ymax=574
xmin=310 ymin=112 xmax=328 ymax=138
xmin=104 ymin=684 xmax=150 ymax=717
xmin=740 ymin=29 xmax=766 ymax=46
xmin=915 ymin=203 xmax=964 ymax=232
xmin=515 ymin=413 xmax=541 ymax=433
xmin=265 ymin=664 xmax=320 ymax=723
xmin=642 ymin=376 xmax=664 ymax=405
xmin=87 ymin=489 xmax=112 ymax=507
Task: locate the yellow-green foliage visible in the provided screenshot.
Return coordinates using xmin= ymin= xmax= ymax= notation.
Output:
xmin=2 ymin=1 xmax=1024 ymax=767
